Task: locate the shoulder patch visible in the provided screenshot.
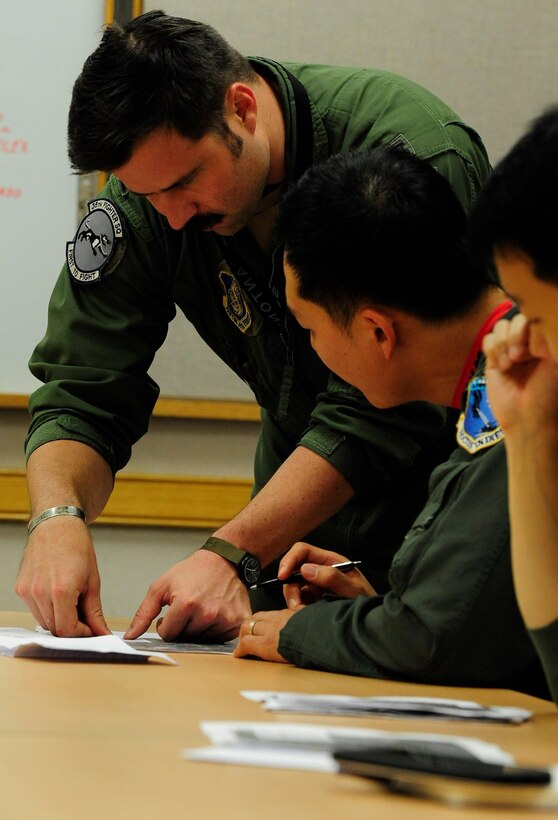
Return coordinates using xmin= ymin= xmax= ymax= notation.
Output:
xmin=456 ymin=375 xmax=503 ymax=454
xmin=66 ymin=198 xmax=125 ymax=284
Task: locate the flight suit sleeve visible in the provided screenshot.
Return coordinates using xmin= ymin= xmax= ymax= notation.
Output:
xmin=26 ymin=195 xmax=177 ymax=472
xmin=278 ymin=444 xmax=543 ymax=692
xmin=298 ymin=374 xmax=451 ymax=493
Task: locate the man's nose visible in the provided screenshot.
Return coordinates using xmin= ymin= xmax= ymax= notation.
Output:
xmin=148 ymin=192 xmax=197 ymax=230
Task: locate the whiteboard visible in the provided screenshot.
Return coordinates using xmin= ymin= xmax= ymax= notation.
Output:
xmin=0 ymin=0 xmax=253 ymax=400
xmin=150 ymin=319 xmax=253 ymax=400
xmin=0 ymin=0 xmax=104 ymax=394
xmin=0 ymin=0 xmax=252 ymax=401
xmin=3 ymin=0 xmax=558 ymax=402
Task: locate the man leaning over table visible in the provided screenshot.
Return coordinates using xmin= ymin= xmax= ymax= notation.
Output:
xmin=235 ymin=145 xmax=548 ymax=698
xmin=16 ymin=10 xmax=490 ymax=641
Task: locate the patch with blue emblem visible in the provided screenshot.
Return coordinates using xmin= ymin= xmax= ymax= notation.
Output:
xmin=456 ymin=375 xmax=503 ymax=453
xmin=66 ymin=198 xmax=124 ymax=283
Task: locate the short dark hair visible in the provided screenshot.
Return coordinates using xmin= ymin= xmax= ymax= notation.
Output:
xmin=68 ymin=10 xmax=257 ymax=172
xmin=276 ymin=146 xmax=490 ymax=327
xmin=470 ymin=106 xmax=558 ymax=285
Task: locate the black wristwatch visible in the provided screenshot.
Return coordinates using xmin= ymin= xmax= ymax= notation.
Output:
xmin=201 ymin=537 xmax=262 ymax=587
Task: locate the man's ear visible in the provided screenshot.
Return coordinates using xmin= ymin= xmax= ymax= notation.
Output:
xmin=360 ymin=308 xmax=397 ymax=360
xmin=225 ymin=83 xmax=257 ymax=133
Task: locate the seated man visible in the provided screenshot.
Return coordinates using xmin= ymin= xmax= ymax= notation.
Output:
xmin=472 ymin=106 xmax=558 ymax=704
xmin=235 ymin=145 xmax=548 ymax=697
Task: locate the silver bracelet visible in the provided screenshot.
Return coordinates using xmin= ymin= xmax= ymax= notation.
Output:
xmin=27 ymin=505 xmax=86 ymax=535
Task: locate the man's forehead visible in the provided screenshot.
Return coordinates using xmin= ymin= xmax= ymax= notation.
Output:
xmin=112 ymin=128 xmax=204 ymax=195
xmin=116 ymin=168 xmax=199 ymax=198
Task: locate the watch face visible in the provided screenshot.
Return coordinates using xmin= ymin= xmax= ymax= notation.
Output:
xmin=239 ymin=555 xmax=261 ymax=586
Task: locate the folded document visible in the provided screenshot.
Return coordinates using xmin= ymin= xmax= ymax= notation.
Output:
xmin=32 ymin=625 xmax=237 ymax=656
xmin=185 ymin=720 xmax=516 ymax=772
xmin=241 ymin=690 xmax=532 ymax=724
xmin=0 ymin=627 xmax=175 ymax=664
xmin=185 ymin=720 xmax=558 ymax=809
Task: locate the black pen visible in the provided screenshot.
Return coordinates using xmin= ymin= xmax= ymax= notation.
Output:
xmin=250 ymin=560 xmax=363 ymax=590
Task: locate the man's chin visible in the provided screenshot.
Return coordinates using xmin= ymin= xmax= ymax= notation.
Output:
xmin=206 ymin=221 xmax=233 ymax=235
xmin=208 ymin=218 xmax=248 ymax=236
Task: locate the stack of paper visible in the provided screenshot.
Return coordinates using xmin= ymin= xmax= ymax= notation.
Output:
xmin=184 ymin=720 xmax=516 ymax=773
xmin=241 ymin=691 xmax=532 ymax=724
xmin=0 ymin=627 xmax=175 ymax=664
xmin=185 ymin=721 xmax=558 ymax=809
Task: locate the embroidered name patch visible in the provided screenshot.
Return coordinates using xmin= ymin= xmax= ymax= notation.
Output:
xmin=456 ymin=375 xmax=503 ymax=453
xmin=66 ymin=198 xmax=124 ymax=283
xmin=219 ymin=267 xmax=253 ymax=333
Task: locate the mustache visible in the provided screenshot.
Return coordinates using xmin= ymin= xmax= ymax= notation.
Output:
xmin=188 ymin=212 xmax=224 ymax=231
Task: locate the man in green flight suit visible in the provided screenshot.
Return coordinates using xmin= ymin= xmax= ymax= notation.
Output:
xmin=235 ymin=146 xmax=547 ymax=697
xmin=17 ymin=10 xmax=490 ymax=642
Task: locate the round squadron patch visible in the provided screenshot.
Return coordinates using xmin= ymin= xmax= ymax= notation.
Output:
xmin=219 ymin=266 xmax=253 ymax=333
xmin=66 ymin=198 xmax=124 ymax=283
xmin=456 ymin=375 xmax=503 ymax=454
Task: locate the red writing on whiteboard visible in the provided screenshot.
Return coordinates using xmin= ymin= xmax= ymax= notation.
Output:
xmin=0 ymin=139 xmax=28 ymax=154
xmin=0 ymin=187 xmax=22 ymax=198
xmin=0 ymin=112 xmax=29 ymax=154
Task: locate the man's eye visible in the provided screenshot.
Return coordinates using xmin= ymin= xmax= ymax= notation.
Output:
xmin=178 ymin=172 xmax=198 ymax=189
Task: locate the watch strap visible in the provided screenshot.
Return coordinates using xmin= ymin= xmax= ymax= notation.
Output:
xmin=200 ymin=536 xmax=247 ymax=565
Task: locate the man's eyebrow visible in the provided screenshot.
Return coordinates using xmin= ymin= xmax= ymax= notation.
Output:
xmin=125 ymin=168 xmax=200 ymax=197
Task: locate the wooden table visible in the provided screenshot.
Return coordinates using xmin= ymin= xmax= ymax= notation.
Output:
xmin=0 ymin=611 xmax=556 ymax=819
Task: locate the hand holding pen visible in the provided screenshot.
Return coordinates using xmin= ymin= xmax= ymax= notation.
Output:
xmin=257 ymin=543 xmax=376 ymax=608
xmin=251 ymin=560 xmax=363 ymax=589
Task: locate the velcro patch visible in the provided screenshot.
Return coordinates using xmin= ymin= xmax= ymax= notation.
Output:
xmin=66 ymin=198 xmax=124 ymax=284
xmin=218 ymin=264 xmax=262 ymax=335
xmin=456 ymin=375 xmax=503 ymax=453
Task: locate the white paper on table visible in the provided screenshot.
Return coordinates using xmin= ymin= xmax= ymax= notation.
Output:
xmin=184 ymin=745 xmax=337 ymax=772
xmin=114 ymin=630 xmax=238 ymax=655
xmin=197 ymin=721 xmax=514 ymax=764
xmin=183 ymin=720 xmax=515 ymax=773
xmin=240 ymin=690 xmax=532 ymax=724
xmin=0 ymin=627 xmax=175 ymax=664
xmin=32 ymin=625 xmax=236 ymax=656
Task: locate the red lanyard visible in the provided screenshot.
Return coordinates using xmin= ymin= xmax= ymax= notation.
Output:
xmin=450 ymin=301 xmax=513 ymax=409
